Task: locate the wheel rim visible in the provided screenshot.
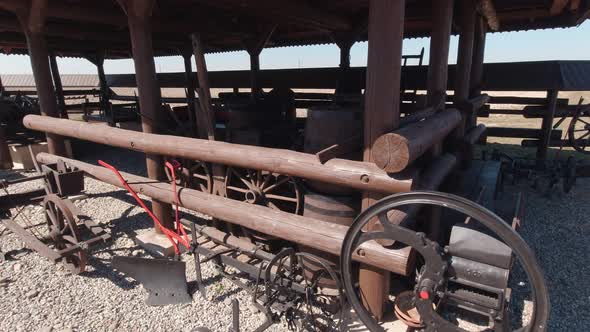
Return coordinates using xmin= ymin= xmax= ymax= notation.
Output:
xmin=568 ymin=106 xmax=590 ymax=154
xmin=44 ymin=194 xmax=87 ymax=274
xmin=340 ymin=191 xmax=549 ymax=332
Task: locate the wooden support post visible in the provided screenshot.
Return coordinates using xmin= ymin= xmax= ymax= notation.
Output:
xmin=454 ymin=0 xmax=476 ymax=136
xmin=15 ymin=0 xmax=67 ymax=156
xmin=49 ymin=53 xmax=68 ymax=119
xmin=425 ymin=0 xmax=454 ymax=242
xmin=426 ymin=0 xmax=454 ymax=109
xmin=91 ymin=52 xmax=111 ymax=123
xmin=537 ymin=90 xmax=559 ymax=165
xmin=360 ymin=0 xmax=405 ymax=321
xmin=470 ymin=15 xmax=487 ymax=98
xmin=181 ymin=50 xmax=196 ymax=136
xmin=244 ymin=26 xmax=276 ymax=101
xmin=117 ymin=0 xmax=173 ymax=231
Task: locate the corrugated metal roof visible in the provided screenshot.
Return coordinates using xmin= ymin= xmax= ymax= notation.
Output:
xmin=1 ymin=74 xmax=99 ymax=87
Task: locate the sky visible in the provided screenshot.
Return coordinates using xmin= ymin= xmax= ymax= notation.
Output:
xmin=0 ymin=21 xmax=588 ymax=75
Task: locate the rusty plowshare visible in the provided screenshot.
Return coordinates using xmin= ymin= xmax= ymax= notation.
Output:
xmin=0 ymin=1 xmax=589 ymax=331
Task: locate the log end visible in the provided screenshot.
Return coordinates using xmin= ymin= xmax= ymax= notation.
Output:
xmin=373 ymin=134 xmax=409 ymax=173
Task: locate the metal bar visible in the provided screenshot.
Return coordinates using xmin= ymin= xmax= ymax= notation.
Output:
xmin=1 ymin=218 xmax=62 ymax=261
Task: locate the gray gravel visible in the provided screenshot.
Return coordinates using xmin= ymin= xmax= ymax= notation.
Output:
xmin=0 ymin=145 xmax=589 ymax=331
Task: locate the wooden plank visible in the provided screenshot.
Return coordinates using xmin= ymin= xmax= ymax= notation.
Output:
xmin=486 ymin=127 xmax=562 ymax=139
xmin=537 ymin=90 xmax=559 ymax=162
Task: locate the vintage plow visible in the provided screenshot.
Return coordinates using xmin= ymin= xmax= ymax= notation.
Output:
xmin=0 ymin=157 xmax=110 ymax=274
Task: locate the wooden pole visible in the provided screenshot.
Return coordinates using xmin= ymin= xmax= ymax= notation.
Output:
xmin=15 ymin=0 xmax=67 ymax=156
xmin=0 ymin=124 xmax=12 ymax=169
xmin=454 ymin=0 xmax=476 ymax=114
xmin=23 ymin=114 xmax=416 ymax=195
xmin=426 ymin=0 xmax=454 ymax=109
xmin=470 ymin=15 xmax=487 ymax=98
xmin=190 ymin=33 xmax=215 ymax=140
xmin=93 ymin=52 xmax=111 ymax=124
xmin=360 ymin=0 xmax=405 ymax=320
xmin=537 ymin=90 xmax=559 ymax=165
xmin=117 ymin=0 xmax=173 ymax=230
xmin=181 ymin=50 xmax=196 ymax=136
xmin=49 ymin=53 xmax=68 ymax=119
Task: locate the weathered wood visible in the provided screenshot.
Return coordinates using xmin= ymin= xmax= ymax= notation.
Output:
xmin=399 ymin=106 xmax=436 ymax=127
xmin=181 ymin=51 xmax=196 ymax=136
xmin=118 ymin=0 xmax=173 ymax=230
xmin=537 ymin=90 xmax=559 ymax=162
xmin=458 ymin=94 xmax=490 ymax=114
xmin=0 ymin=124 xmax=12 ymax=169
xmin=454 ymin=0 xmax=476 ymax=105
xmin=24 ymin=115 xmax=416 ymax=194
xmin=361 ymin=0 xmax=406 ymax=320
xmin=36 ymin=152 xmax=414 ymax=276
xmin=479 ymin=0 xmax=500 ymax=30
xmin=15 ymin=1 xmax=67 ymax=157
xmin=191 ymin=33 xmax=215 ymax=141
xmin=486 ymin=127 xmax=562 ymax=139
xmin=426 ymin=0 xmax=454 ymax=108
xmin=487 ymin=96 xmax=568 ymax=105
xmin=373 ymin=110 xmax=462 ymax=173
xmin=48 ymin=53 xmax=67 ymax=119
xmin=523 ymin=104 xmax=580 ymax=118
xmin=470 ymin=15 xmax=487 ymax=99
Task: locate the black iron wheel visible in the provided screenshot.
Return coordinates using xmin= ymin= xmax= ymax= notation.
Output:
xmin=568 ymin=105 xmax=590 ymax=154
xmin=44 ymin=194 xmax=87 ymax=274
xmin=340 ymin=191 xmax=549 ymax=332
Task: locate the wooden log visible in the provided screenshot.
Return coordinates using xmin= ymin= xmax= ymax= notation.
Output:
xmin=399 ymin=106 xmax=436 ymax=127
xmin=523 ymin=104 xmax=579 ymax=118
xmin=486 ymin=127 xmax=562 ymax=139
xmin=35 ymin=152 xmax=414 ymax=276
xmin=23 ymin=115 xmax=415 ymax=194
xmin=372 ymin=109 xmax=462 ymax=173
xmin=537 ymin=90 xmax=559 ymax=163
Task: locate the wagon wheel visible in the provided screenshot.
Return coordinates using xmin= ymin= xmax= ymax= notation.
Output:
xmin=225 ymin=167 xmax=302 ymax=241
xmin=164 ymin=158 xmax=213 ymax=193
xmin=44 ymin=194 xmax=87 ymax=274
xmin=186 ymin=160 xmax=213 ymax=193
xmin=568 ymin=105 xmax=590 ymax=154
xmin=340 ymin=191 xmax=549 ymax=332
xmin=262 ymin=249 xmax=344 ymax=331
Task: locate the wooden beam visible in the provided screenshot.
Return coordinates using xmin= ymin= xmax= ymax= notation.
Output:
xmin=427 ymin=0 xmax=454 ymax=108
xmin=360 ymin=0 xmax=405 ymax=321
xmin=537 ymin=90 xmax=559 ymax=164
xmin=117 ymin=0 xmax=173 ymax=231
xmin=49 ymin=53 xmax=67 ymax=119
xmin=191 ymin=33 xmax=215 ymax=141
xmin=192 ymin=0 xmax=351 ymax=31
xmin=550 ymin=0 xmax=570 ymax=15
xmin=478 ymin=0 xmax=500 ymax=31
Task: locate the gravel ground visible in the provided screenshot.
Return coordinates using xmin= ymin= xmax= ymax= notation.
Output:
xmin=1 ymin=145 xmax=589 ymax=331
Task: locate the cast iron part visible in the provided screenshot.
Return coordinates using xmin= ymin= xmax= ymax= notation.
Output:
xmin=340 ymin=191 xmax=549 ymax=332
xmin=112 ymin=256 xmax=192 ymax=306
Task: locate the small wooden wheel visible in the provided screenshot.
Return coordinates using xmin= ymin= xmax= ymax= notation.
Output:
xmin=225 ymin=167 xmax=302 ymax=242
xmin=568 ymin=105 xmax=590 ymax=154
xmin=164 ymin=158 xmax=213 ymax=193
xmin=225 ymin=167 xmax=302 ymax=214
xmin=44 ymin=194 xmax=87 ymax=274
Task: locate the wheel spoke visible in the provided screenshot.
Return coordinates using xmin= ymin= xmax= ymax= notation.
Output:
xmin=263 ymin=176 xmax=290 ymax=193
xmin=260 ymin=174 xmax=272 ymax=190
xmin=577 ymin=118 xmax=590 ymax=126
xmin=226 ymin=185 xmax=248 ymax=193
xmin=231 ymin=168 xmax=255 ymax=190
xmin=266 ymin=194 xmax=298 ymax=203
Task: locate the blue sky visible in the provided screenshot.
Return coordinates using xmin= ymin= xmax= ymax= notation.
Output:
xmin=0 ymin=21 xmax=588 ymax=75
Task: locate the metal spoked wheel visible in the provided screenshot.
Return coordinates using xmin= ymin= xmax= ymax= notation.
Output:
xmin=44 ymin=194 xmax=87 ymax=274
xmin=340 ymin=191 xmax=549 ymax=332
xmin=261 ymin=249 xmax=344 ymax=331
xmin=568 ymin=105 xmax=590 ymax=154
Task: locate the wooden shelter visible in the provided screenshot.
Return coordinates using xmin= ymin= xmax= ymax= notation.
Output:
xmin=0 ymin=0 xmax=589 ymax=322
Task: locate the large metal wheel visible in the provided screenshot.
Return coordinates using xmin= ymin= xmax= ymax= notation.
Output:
xmin=260 ymin=248 xmax=344 ymax=331
xmin=44 ymin=194 xmax=87 ymax=274
xmin=568 ymin=105 xmax=590 ymax=154
xmin=340 ymin=191 xmax=549 ymax=332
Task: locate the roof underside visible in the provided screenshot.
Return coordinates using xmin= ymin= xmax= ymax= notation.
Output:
xmin=0 ymin=0 xmax=588 ymax=59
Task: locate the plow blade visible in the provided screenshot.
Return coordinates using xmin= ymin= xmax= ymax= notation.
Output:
xmin=112 ymin=256 xmax=192 ymax=306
